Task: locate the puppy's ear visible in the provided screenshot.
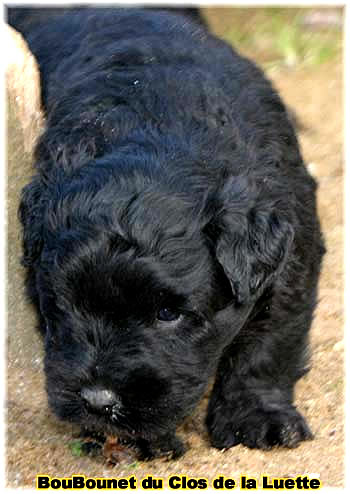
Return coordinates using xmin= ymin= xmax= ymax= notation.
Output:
xmin=209 ymin=176 xmax=294 ymax=305
xmin=18 ymin=175 xmax=45 ymax=266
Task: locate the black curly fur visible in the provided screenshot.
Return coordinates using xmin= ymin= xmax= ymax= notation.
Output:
xmin=9 ymin=7 xmax=325 ymax=459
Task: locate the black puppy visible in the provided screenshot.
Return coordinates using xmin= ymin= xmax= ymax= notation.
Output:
xmin=9 ymin=8 xmax=324 ymax=459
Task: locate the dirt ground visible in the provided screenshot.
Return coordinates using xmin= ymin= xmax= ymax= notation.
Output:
xmin=6 ymin=8 xmax=344 ymax=489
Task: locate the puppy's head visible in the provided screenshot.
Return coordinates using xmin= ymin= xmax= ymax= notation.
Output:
xmin=22 ymin=157 xmax=293 ymax=442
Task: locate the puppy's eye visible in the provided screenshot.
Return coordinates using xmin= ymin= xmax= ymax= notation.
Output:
xmin=157 ymin=307 xmax=181 ymax=322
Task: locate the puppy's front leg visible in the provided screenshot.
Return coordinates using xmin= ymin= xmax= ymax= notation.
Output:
xmin=206 ymin=309 xmax=314 ymax=451
xmin=136 ymin=433 xmax=186 ymax=461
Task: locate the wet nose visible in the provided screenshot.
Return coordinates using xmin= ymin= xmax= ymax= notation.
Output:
xmin=80 ymin=386 xmax=119 ymax=414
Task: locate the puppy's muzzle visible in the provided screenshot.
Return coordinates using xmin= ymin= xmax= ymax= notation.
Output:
xmin=81 ymin=386 xmax=121 ymax=416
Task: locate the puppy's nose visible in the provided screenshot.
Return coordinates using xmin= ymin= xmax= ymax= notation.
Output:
xmin=80 ymin=386 xmax=119 ymax=414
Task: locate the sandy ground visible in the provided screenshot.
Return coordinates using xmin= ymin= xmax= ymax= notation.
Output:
xmin=6 ymin=9 xmax=344 ymax=489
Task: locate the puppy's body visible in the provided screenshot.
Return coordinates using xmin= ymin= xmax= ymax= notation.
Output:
xmin=10 ymin=8 xmax=324 ymax=458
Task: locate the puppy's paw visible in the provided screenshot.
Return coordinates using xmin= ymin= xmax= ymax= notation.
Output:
xmin=207 ymin=406 xmax=313 ymax=450
xmin=136 ymin=435 xmax=186 ymax=461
